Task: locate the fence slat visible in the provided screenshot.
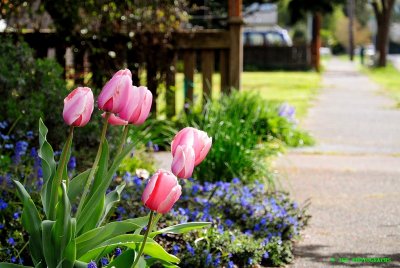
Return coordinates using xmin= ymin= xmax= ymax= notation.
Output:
xmin=183 ymin=50 xmax=195 ymax=109
xmin=220 ymin=49 xmax=229 ymax=93
xmin=166 ymin=50 xmax=177 ymax=117
xmin=201 ymin=50 xmax=214 ymax=101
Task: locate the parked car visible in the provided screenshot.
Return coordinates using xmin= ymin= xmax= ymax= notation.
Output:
xmin=243 ymin=28 xmax=292 ymax=46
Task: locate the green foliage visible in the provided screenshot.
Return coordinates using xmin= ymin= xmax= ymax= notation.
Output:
xmin=361 ymin=63 xmax=400 ymax=107
xmin=0 ymin=37 xmax=67 ymax=147
xmin=119 ymin=145 xmax=157 ymax=175
xmin=178 ymin=91 xmax=313 ymax=183
xmin=111 ymin=177 xmax=310 ymax=267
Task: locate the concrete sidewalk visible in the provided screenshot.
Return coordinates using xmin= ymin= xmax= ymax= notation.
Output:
xmin=276 ymin=58 xmax=400 ymax=267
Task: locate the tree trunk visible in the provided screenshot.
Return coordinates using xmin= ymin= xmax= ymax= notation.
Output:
xmin=311 ymin=13 xmax=322 ymax=72
xmin=373 ymin=0 xmax=395 ymax=67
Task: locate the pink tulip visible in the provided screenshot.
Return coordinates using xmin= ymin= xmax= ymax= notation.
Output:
xmin=119 ymin=86 xmax=153 ymax=125
xmin=171 ymin=127 xmax=212 ymax=166
xmin=101 ymin=113 xmax=128 ymax=126
xmin=171 ymin=145 xmax=195 ymax=179
xmin=98 ymin=69 xmax=132 ymax=114
xmin=63 ymin=87 xmax=94 ymax=127
xmin=142 ymin=169 xmax=182 ymax=214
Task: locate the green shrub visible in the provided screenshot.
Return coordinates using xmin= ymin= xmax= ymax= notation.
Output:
xmin=0 ymin=37 xmax=73 ymax=147
xmin=0 ymin=37 xmax=67 ymax=147
xmin=177 ymin=90 xmax=313 ymax=183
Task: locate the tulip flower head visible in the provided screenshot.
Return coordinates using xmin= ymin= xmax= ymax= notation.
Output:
xmin=119 ymin=86 xmax=153 ymax=125
xmin=63 ymin=87 xmax=94 ymax=127
xmin=98 ymin=69 xmax=133 ymax=114
xmin=142 ymin=169 xmax=182 ymax=214
xmin=171 ymin=145 xmax=195 ymax=179
xmin=171 ymin=127 xmax=212 ymax=166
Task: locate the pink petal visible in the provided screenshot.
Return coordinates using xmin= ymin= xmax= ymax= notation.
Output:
xmin=141 ymin=171 xmax=160 ymax=205
xmin=171 ymin=128 xmax=195 ymax=156
xmin=133 ymin=88 xmax=153 ymax=125
xmin=102 ymin=113 xmax=128 ymax=126
xmin=156 ymin=184 xmax=182 ymax=214
xmin=63 ymin=88 xmax=87 ymax=125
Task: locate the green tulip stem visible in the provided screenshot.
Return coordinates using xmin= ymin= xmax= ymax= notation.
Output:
xmin=117 ymin=125 xmax=129 ymax=156
xmin=132 ymin=210 xmax=155 ymax=268
xmin=57 ymin=125 xmax=74 ymax=190
xmin=76 ymin=113 xmax=110 ymax=217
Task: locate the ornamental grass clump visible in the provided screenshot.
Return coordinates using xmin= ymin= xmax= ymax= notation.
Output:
xmin=179 ymin=90 xmax=314 ymax=183
xmin=0 ymin=68 xmax=211 ymax=268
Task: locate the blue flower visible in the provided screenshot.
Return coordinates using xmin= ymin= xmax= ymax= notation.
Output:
xmin=227 ymin=261 xmax=235 ymax=268
xmin=0 ymin=199 xmax=8 ymax=210
xmin=100 ymin=257 xmax=109 ymax=266
xmin=87 ymin=261 xmax=97 ymax=268
xmin=263 ymin=251 xmax=269 ymax=259
xmin=232 ymin=177 xmax=240 ymax=184
xmin=13 ymin=212 xmax=20 ymax=219
xmin=133 ymin=176 xmax=142 ymax=186
xmin=0 ymin=224 xmax=4 ymax=229
xmin=26 ymin=131 xmax=34 ymax=139
xmin=153 ymin=144 xmax=159 ymax=152
xmin=115 ymin=247 xmax=122 ymax=257
xmin=244 ymin=230 xmax=252 ymax=235
xmin=7 ymin=237 xmax=15 ymax=246
xmin=186 ymin=243 xmax=195 ymax=256
xmin=225 ymin=219 xmax=234 ymax=227
xmin=172 ymin=245 xmax=180 ymax=255
xmin=11 ymin=256 xmax=17 ymax=263
xmin=205 ymin=252 xmax=212 ymax=266
xmin=0 ymin=121 xmax=8 ymax=129
xmin=5 ymin=144 xmax=13 ymax=149
xmin=67 ymin=156 xmax=77 ymax=170
xmin=213 ymin=253 xmax=221 ymax=266
xmin=247 ymin=258 xmax=253 ymax=265
xmin=192 ymin=184 xmax=201 ymax=195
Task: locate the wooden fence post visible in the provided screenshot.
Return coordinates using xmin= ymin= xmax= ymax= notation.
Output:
xmin=228 ymin=0 xmax=243 ymax=91
xmin=220 ymin=49 xmax=229 ymax=93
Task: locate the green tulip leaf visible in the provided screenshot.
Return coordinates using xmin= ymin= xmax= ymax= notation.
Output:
xmin=72 ymin=261 xmax=88 ymax=268
xmin=91 ymin=140 xmax=109 ymax=195
xmin=76 ymin=143 xmax=134 ymax=234
xmin=146 ymin=258 xmax=180 ymax=268
xmin=78 ymin=234 xmax=179 ymax=264
xmin=38 ymin=118 xmax=56 ymax=219
xmin=106 ymin=249 xmax=135 ymax=267
xmin=42 ymin=220 xmax=57 ymax=268
xmin=62 ymin=218 xmax=77 ymax=268
xmin=68 ymin=169 xmax=91 ymax=203
xmin=149 ymin=222 xmax=211 ymax=238
xmin=75 ymin=217 xmax=148 ymax=257
xmin=97 ymin=182 xmax=126 ymax=227
xmin=0 ymin=263 xmax=34 ymax=268
xmin=13 ymin=180 xmax=45 ymax=266
xmin=52 ymin=182 xmax=73 ymax=265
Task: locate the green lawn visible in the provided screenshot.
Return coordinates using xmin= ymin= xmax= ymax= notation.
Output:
xmin=170 ymin=71 xmax=321 ymax=119
xmin=361 ymin=63 xmax=400 ymax=106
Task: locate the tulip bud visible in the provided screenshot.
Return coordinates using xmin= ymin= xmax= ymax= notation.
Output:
xmin=101 ymin=113 xmax=128 ymax=126
xmin=63 ymin=87 xmax=94 ymax=127
xmin=171 ymin=127 xmax=212 ymax=166
xmin=119 ymin=86 xmax=153 ymax=125
xmin=98 ymin=69 xmax=132 ymax=114
xmin=171 ymin=145 xmax=195 ymax=179
xmin=142 ymin=169 xmax=181 ymax=214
